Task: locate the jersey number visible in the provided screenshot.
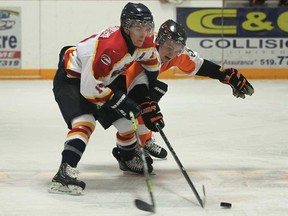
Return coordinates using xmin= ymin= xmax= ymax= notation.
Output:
xmin=95 ymin=83 xmax=106 ymax=94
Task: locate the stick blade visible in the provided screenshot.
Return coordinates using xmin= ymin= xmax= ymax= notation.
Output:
xmin=135 ymin=199 xmax=155 ymax=213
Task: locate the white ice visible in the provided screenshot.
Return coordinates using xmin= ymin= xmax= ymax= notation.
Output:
xmin=0 ymin=79 xmax=287 ymax=216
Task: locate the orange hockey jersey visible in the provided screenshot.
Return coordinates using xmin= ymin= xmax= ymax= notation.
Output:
xmin=124 ymin=46 xmax=204 ymax=89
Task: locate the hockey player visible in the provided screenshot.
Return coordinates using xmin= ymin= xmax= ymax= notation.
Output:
xmin=110 ymin=19 xmax=254 ymax=169
xmin=49 ymin=2 xmax=162 ymax=195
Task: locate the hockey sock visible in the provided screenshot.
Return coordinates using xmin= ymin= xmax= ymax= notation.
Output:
xmin=137 ymin=115 xmax=152 ymax=147
xmin=116 ymin=131 xmax=137 ymax=161
xmin=61 ymin=120 xmax=95 ymax=167
xmin=62 ymin=139 xmax=86 ymax=167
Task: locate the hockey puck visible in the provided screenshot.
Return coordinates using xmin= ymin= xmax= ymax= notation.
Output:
xmin=220 ymin=202 xmax=232 ymax=208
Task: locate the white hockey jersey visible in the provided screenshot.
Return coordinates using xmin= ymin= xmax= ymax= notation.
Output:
xmin=63 ymin=26 xmax=160 ymax=105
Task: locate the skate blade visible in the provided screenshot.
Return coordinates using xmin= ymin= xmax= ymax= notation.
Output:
xmin=152 ymin=157 xmax=167 ymax=161
xmin=48 ymin=182 xmax=83 ymax=195
xmin=121 ymin=170 xmax=156 ymax=176
xmin=122 ymin=170 xmax=143 ymax=175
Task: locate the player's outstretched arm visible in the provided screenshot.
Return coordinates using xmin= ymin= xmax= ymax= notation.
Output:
xmin=196 ymin=59 xmax=254 ymax=99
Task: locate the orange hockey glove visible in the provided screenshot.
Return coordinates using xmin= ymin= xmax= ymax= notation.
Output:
xmin=140 ymin=100 xmax=165 ymax=132
xmin=221 ymin=68 xmax=254 ymax=99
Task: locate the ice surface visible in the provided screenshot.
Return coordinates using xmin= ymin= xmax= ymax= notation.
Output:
xmin=0 ymin=79 xmax=287 ymax=216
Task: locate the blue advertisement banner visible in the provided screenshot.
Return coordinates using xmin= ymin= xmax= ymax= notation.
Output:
xmin=177 ymin=8 xmax=288 ymax=38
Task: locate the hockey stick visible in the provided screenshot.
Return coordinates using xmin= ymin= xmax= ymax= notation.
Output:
xmin=129 ymin=111 xmax=156 ymax=213
xmin=155 ymin=123 xmax=206 ymax=208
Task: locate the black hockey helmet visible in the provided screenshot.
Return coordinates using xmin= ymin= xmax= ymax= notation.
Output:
xmin=120 ymin=2 xmax=154 ymax=30
xmin=156 ymin=19 xmax=187 ymax=46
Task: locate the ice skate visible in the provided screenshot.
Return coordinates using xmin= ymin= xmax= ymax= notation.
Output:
xmin=48 ymin=163 xmax=86 ymax=195
xmin=112 ymin=147 xmax=153 ymax=174
xmin=135 ymin=146 xmax=153 ymax=165
xmin=144 ymin=136 xmax=167 ymax=159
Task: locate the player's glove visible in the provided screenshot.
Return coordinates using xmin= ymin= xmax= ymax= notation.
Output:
xmin=106 ymin=90 xmax=141 ymax=119
xmin=140 ymin=99 xmax=165 ymax=132
xmin=150 ymin=80 xmax=168 ymax=102
xmin=221 ymin=68 xmax=254 ymax=99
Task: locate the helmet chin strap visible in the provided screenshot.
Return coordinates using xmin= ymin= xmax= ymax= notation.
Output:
xmin=120 ymin=27 xmax=135 ymax=55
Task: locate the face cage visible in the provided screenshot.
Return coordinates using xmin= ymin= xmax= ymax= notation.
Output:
xmin=157 ymin=33 xmax=186 ymax=48
xmin=122 ymin=19 xmax=155 ymax=34
xmin=158 ymin=37 xmax=185 ymax=56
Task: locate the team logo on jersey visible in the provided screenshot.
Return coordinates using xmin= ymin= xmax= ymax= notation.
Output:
xmin=100 ymin=54 xmax=111 ymax=66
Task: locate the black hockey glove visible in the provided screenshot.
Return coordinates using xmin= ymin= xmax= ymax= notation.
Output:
xmin=221 ymin=68 xmax=254 ymax=99
xmin=150 ymin=80 xmax=168 ymax=102
xmin=140 ymin=99 xmax=165 ymax=132
xmin=106 ymin=91 xmax=141 ymax=119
